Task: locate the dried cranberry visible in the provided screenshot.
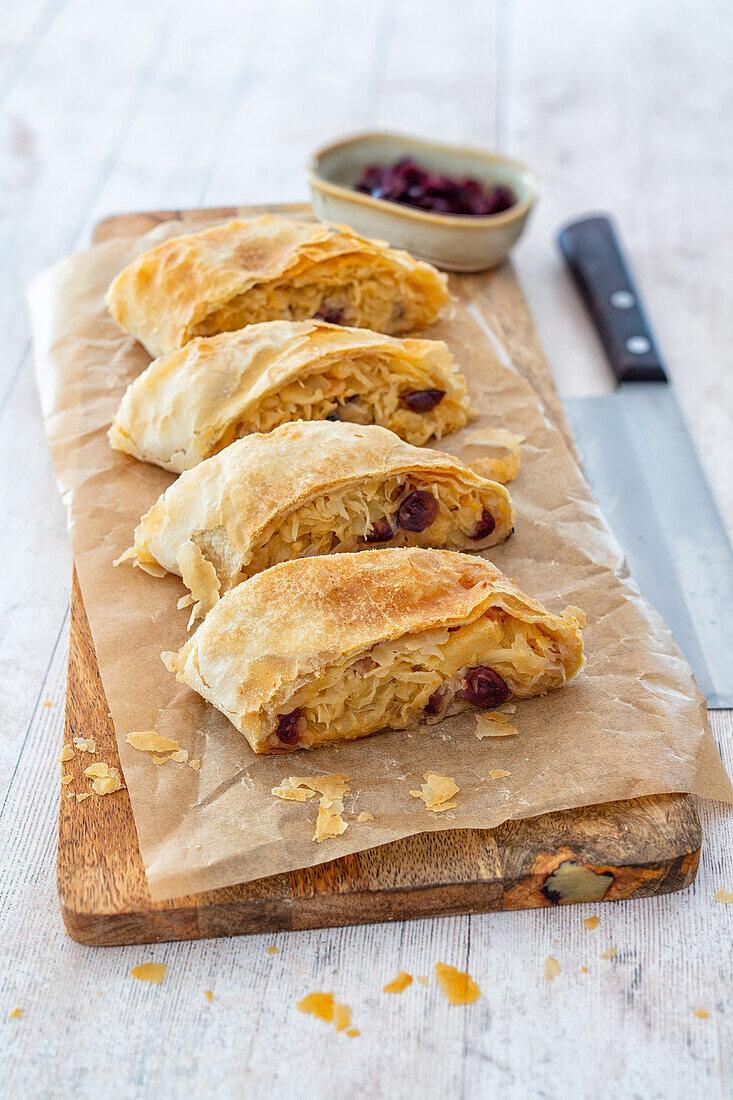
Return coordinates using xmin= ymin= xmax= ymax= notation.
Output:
xmin=364 ymin=517 xmax=394 ymax=543
xmin=425 ymin=687 xmax=445 ymax=715
xmin=461 ymin=666 xmax=511 ymax=708
xmin=469 ymin=508 xmax=496 ymax=541
xmin=353 ymin=158 xmax=516 ymax=217
xmin=275 ymin=709 xmax=302 ymax=745
xmin=485 ymin=185 xmax=515 ymax=214
xmin=315 ymin=306 xmax=345 ymax=325
xmin=400 ymin=388 xmax=445 ymax=413
xmin=397 ymin=490 xmax=439 ymax=532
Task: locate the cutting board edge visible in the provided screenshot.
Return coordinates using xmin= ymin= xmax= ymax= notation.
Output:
xmin=58 ymin=842 xmax=700 ymax=947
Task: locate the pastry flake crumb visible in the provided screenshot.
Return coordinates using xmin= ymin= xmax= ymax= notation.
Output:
xmin=297 ymin=991 xmax=334 ymax=1023
xmin=600 ymin=947 xmax=618 ymax=960
xmin=44 ymin=701 xmax=53 ymax=707
xmin=383 ymin=971 xmax=412 ymax=994
xmin=715 ymin=889 xmax=733 ymax=903
xmin=204 ymin=991 xmax=213 ymax=1002
xmin=475 ymin=712 xmax=518 ymax=739
xmin=694 ymin=1007 xmax=710 ymax=1019
xmin=61 ymin=774 xmax=74 ymax=787
xmin=149 ymin=748 xmax=193 ymax=766
xmin=84 ymin=763 xmax=109 ymax=778
xmin=464 ymin=427 xmax=524 ymax=483
xmin=489 ymin=769 xmax=511 ymax=780
xmin=9 ymin=1007 xmax=21 ymax=1018
xmin=297 ymin=992 xmax=354 ymax=1034
xmin=84 ymin=762 xmax=124 ymax=795
xmin=581 ymin=966 xmax=588 ymax=973
xmin=346 ymin=1028 xmax=360 ymax=1038
xmin=584 ymin=916 xmax=600 ymax=931
xmin=73 ymin=736 xmax=96 ymax=753
xmin=126 ymin=730 xmax=179 ymax=754
xmin=435 ymin=962 xmax=480 ymax=1005
xmin=544 ymin=956 xmax=561 ymax=981
xmin=271 ymin=777 xmax=318 ymax=802
xmin=357 ymin=812 xmax=374 ymax=822
xmin=314 ymin=798 xmax=348 ymax=842
xmin=410 ymin=772 xmax=459 ymax=813
xmin=56 ymin=745 xmax=74 ymax=763
xmin=76 ymin=792 xmax=91 ymax=803
xmin=130 ymin=962 xmax=166 ymax=984
xmin=266 ymin=946 xmax=280 ymax=955
xmin=466 ymin=426 xmax=525 ymax=447
xmin=416 ymin=975 xmax=429 ymax=985
xmin=315 ymin=774 xmax=350 ymax=802
xmin=93 ymin=772 xmax=124 ymax=795
xmin=273 ymin=774 xmax=351 ymax=841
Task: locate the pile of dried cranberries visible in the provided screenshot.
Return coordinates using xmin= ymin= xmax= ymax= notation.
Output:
xmin=354 ymin=158 xmax=516 ymax=216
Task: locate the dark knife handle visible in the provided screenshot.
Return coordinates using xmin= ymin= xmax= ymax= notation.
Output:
xmin=558 ymin=215 xmax=667 ymax=383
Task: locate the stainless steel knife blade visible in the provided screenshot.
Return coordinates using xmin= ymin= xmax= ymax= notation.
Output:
xmin=559 ymin=215 xmax=733 ymax=707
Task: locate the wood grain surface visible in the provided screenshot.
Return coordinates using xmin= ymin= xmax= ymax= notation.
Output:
xmin=56 ymin=203 xmax=701 ymax=946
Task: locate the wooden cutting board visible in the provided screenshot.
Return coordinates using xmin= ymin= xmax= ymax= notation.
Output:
xmin=57 ymin=203 xmax=701 ymax=946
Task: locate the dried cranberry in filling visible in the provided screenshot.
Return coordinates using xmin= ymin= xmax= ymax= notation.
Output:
xmin=469 ymin=508 xmax=496 ymax=541
xmin=275 ymin=709 xmax=302 ymax=745
xmin=315 ymin=305 xmax=345 ymax=325
xmin=364 ymin=517 xmax=394 ymax=543
xmin=425 ymin=687 xmax=445 ymax=715
xmin=461 ymin=666 xmax=511 ymax=708
xmin=400 ymin=388 xmax=445 ymax=413
xmin=398 ymin=490 xmax=439 ymax=532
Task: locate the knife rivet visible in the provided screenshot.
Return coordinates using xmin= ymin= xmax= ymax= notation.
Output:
xmin=611 ymin=290 xmax=635 ymax=309
xmin=626 ymin=335 xmax=651 ymax=354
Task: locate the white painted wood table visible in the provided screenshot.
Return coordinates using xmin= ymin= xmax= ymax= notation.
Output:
xmin=1 ymin=1 xmax=731 ymax=1096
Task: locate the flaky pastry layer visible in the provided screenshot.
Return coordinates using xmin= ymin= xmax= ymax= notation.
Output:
xmin=117 ymin=421 xmax=515 ymax=623
xmin=109 ymin=320 xmax=474 ymax=471
xmin=162 ymin=548 xmax=585 ymax=753
xmin=106 ymin=216 xmax=449 ymax=357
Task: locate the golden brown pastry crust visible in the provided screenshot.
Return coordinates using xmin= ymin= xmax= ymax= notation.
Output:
xmin=163 ymin=548 xmax=585 ymax=753
xmin=106 ymin=216 xmax=449 ymax=357
xmin=108 ymin=319 xmax=474 ymax=470
xmin=118 ymin=421 xmax=515 ymax=620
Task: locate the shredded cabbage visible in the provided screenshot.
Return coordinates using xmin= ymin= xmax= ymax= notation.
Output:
xmin=206 ymin=351 xmax=471 ymax=454
xmin=187 ymin=260 xmax=436 ymax=341
xmin=260 ymin=610 xmax=571 ymax=750
xmin=191 ymin=474 xmax=505 ymax=600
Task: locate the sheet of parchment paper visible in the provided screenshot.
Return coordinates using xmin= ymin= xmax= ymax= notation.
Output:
xmin=30 ymin=222 xmax=733 ymax=902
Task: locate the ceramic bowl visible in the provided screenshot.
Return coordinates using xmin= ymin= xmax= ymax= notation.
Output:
xmin=308 ymin=132 xmax=538 ymax=272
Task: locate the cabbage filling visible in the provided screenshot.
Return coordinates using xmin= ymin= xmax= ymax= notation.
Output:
xmin=207 ymin=352 xmax=471 ymax=455
xmin=187 ymin=258 xmax=433 ymax=342
xmin=259 ymin=609 xmax=570 ymax=750
xmin=190 ymin=474 xmax=508 ymax=600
